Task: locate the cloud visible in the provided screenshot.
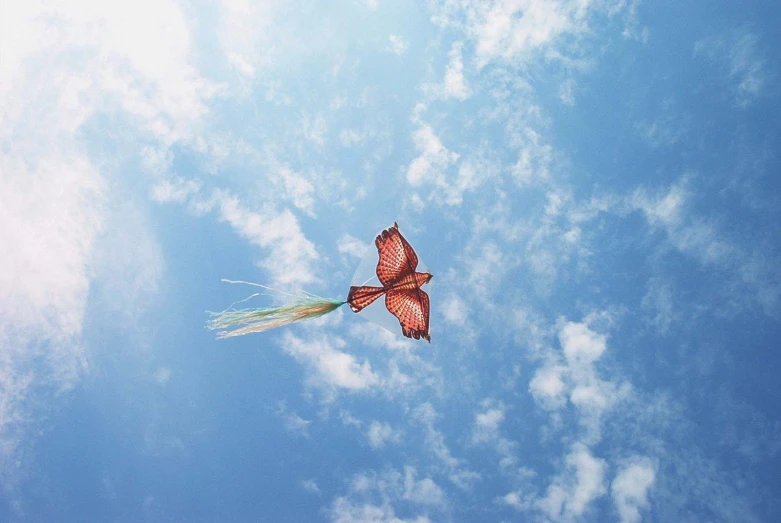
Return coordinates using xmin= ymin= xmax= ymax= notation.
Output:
xmin=405 ymin=123 xmax=460 ymax=189
xmin=192 ymin=190 xmax=320 ymax=287
xmin=529 ymin=363 xmax=568 ymax=409
xmin=277 ymin=401 xmax=312 ymax=437
xmin=152 ymin=367 xmax=172 ymax=386
xmin=641 ymin=278 xmax=675 ymax=334
xmin=439 ymin=0 xmax=598 ymax=68
xmin=367 ymin=421 xmax=403 ymax=449
xmin=338 ymin=234 xmax=370 ymax=261
xmin=282 ymin=333 xmax=380 ymax=393
xmin=511 ymin=128 xmax=553 ymax=186
xmin=412 ymin=403 xmax=479 ymax=489
xmin=471 ymin=400 xmax=518 ymax=469
xmin=302 ymin=479 xmax=321 ymax=495
xmin=695 ymin=28 xmax=768 ymax=107
xmin=630 ymin=179 xmax=781 ymax=314
xmin=404 ymin=109 xmax=502 ymax=206
xmin=611 ymin=457 xmax=656 ymax=523
xmin=471 ymin=403 xmax=504 ymax=443
xmin=528 ymin=319 xmax=631 ymax=443
xmin=150 ymin=178 xmax=201 ymax=204
xmin=217 ymin=0 xmax=277 ymax=79
xmin=442 ymin=42 xmax=471 ymax=100
xmin=357 ymin=0 xmax=379 ymax=10
xmin=329 ymin=466 xmax=445 ymax=523
xmin=536 ymin=443 xmax=607 ymax=521
xmin=387 ymin=35 xmax=409 ymax=55
xmin=0 ymin=0 xmax=220 ymax=490
xmin=329 ymin=498 xmax=430 ymax=523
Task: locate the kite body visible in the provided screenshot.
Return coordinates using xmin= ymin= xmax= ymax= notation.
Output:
xmin=347 ymin=223 xmax=432 ymax=341
xmin=209 ymin=222 xmax=432 ymax=341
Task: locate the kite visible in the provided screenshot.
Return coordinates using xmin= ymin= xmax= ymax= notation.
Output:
xmin=207 ymin=223 xmax=432 ymax=341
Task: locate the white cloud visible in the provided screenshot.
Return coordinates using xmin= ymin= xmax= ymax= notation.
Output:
xmin=217 ymin=0 xmax=277 ymax=79
xmin=528 ymin=319 xmax=630 ymax=443
xmin=356 ymin=0 xmax=379 ymax=10
xmin=472 ymin=404 xmax=505 ymax=444
xmin=442 ymin=294 xmax=469 ymax=326
xmin=329 ymin=498 xmax=430 ymax=523
xmin=511 ymin=128 xmax=553 ymax=186
xmin=611 ymin=457 xmax=656 ymax=523
xmin=339 ymin=128 xmax=370 ymax=147
xmin=471 ymin=401 xmax=518 ymax=469
xmin=277 ymin=402 xmax=312 ymax=437
xmin=153 ymin=367 xmax=171 ymax=385
xmin=630 ymin=179 xmax=781 ymax=314
xmin=274 ymin=165 xmax=317 ymax=216
xmin=402 ymin=467 xmax=446 ymax=506
xmin=630 ymin=181 xmax=686 ymax=228
xmin=0 ymin=0 xmax=217 ymax=483
xmin=695 ymin=28 xmax=768 ymax=107
xmin=302 ymin=479 xmax=321 ymax=495
xmin=559 ymin=321 xmax=606 ymax=365
xmin=529 ymin=364 xmax=568 ymax=409
xmin=413 ymin=403 xmax=479 ymax=489
xmin=641 ymin=279 xmax=675 ymax=334
xmin=387 ymin=35 xmax=408 ymax=55
xmin=338 ymin=234 xmax=369 ymax=261
xmin=193 ymin=190 xmax=319 ymax=287
xmin=329 ymin=467 xmax=444 ymax=523
xmin=536 ymin=443 xmax=607 ymax=521
xmin=405 ymin=123 xmax=460 ymax=188
xmin=282 ymin=333 xmax=380 ymax=393
xmin=442 ymin=42 xmax=471 ymax=100
xmin=461 ymin=0 xmax=595 ymax=68
xmin=150 ymin=178 xmax=201 ymax=204
xmin=367 ymin=421 xmax=402 ymax=449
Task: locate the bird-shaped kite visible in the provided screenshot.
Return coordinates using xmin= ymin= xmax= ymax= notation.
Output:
xmin=208 ymin=223 xmax=432 ymax=341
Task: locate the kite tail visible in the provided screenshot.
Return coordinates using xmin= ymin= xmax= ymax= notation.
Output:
xmin=207 ymin=298 xmax=345 ymax=338
xmin=207 ymin=280 xmax=345 ymax=339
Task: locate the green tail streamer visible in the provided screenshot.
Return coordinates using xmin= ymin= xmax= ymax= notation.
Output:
xmin=207 ymin=280 xmax=345 ymax=339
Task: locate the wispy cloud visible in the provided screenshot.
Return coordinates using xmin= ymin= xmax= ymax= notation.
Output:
xmin=387 ymin=35 xmax=409 ymax=56
xmin=329 ymin=466 xmax=445 ymax=523
xmin=470 ymin=400 xmax=518 ymax=469
xmin=217 ymin=0 xmax=278 ymax=79
xmin=537 ymin=442 xmax=607 ymax=521
xmin=611 ymin=457 xmax=657 ymax=523
xmin=412 ymin=403 xmax=479 ymax=489
xmin=405 ymin=121 xmax=460 ymax=193
xmin=0 ymin=0 xmax=214 ymax=480
xmin=192 ymin=190 xmax=320 ymax=287
xmin=434 ymin=42 xmax=471 ymax=100
xmin=367 ymin=421 xmax=403 ymax=449
xmin=302 ymin=479 xmax=321 ymax=495
xmin=529 ymin=319 xmax=631 ymax=444
xmin=429 ymin=0 xmax=608 ymax=68
xmin=281 ymin=333 xmax=380 ymax=395
xmin=695 ymin=28 xmax=769 ymax=107
xmin=630 ymin=178 xmax=781 ymax=314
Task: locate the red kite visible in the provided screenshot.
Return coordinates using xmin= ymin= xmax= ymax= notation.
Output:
xmin=347 ymin=223 xmax=432 ymax=341
xmin=209 ymin=223 xmax=433 ymax=341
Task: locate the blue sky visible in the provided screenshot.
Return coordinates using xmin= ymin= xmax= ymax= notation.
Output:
xmin=1 ymin=0 xmax=780 ymax=521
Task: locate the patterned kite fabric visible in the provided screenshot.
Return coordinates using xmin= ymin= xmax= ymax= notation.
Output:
xmin=346 ymin=223 xmax=432 ymax=342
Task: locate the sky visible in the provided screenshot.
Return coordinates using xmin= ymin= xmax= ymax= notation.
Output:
xmin=1 ymin=0 xmax=780 ymax=521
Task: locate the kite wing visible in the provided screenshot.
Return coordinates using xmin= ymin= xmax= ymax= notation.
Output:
xmin=375 ymin=223 xmax=419 ymax=287
xmin=385 ymin=288 xmax=430 ymax=341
